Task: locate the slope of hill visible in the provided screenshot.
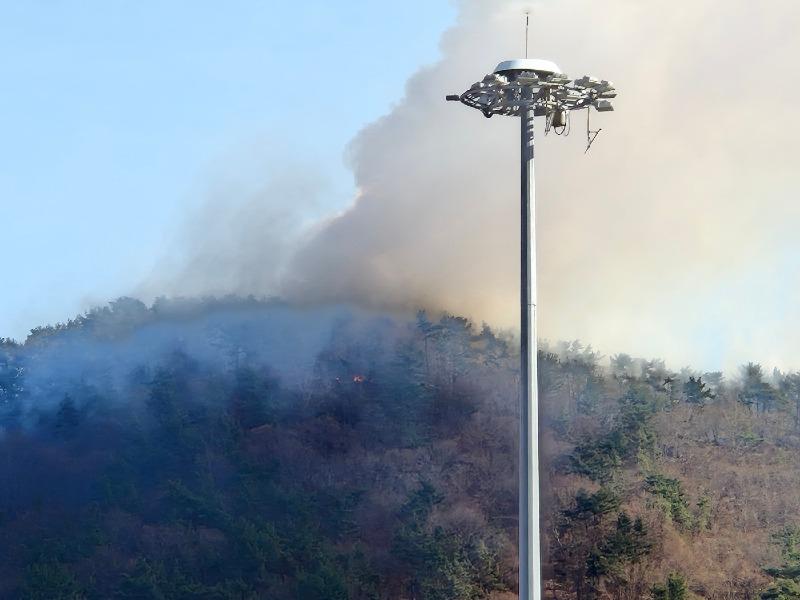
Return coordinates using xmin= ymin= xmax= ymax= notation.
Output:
xmin=1 ymin=297 xmax=799 ymax=599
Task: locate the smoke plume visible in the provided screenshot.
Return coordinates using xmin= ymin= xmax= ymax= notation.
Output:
xmin=145 ymin=0 xmax=800 ymax=372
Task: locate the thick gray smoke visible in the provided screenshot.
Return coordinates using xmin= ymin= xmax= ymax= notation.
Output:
xmin=144 ymin=0 xmax=800 ymax=372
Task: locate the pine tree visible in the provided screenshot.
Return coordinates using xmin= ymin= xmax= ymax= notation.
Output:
xmin=683 ymin=376 xmax=714 ymax=405
xmin=54 ymin=394 xmax=80 ymax=437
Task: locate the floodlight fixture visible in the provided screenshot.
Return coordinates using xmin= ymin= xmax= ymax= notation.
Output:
xmin=449 ymin=59 xmax=616 ymax=123
xmin=446 ymin=57 xmax=616 ymax=600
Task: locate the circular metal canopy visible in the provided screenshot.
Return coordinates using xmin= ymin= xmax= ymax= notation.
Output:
xmin=494 ymin=58 xmax=562 ymax=76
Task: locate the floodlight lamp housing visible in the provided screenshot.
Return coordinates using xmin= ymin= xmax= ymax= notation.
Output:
xmin=447 ymin=58 xmax=617 ymax=119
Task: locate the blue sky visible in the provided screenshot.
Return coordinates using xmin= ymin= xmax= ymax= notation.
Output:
xmin=5 ymin=0 xmax=799 ymax=373
xmin=0 ymin=0 xmax=455 ymax=340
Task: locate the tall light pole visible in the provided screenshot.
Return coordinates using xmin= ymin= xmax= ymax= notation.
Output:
xmin=447 ymin=59 xmax=616 ymax=600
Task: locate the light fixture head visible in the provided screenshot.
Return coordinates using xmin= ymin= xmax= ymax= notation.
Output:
xmin=446 ymin=58 xmax=616 ymax=119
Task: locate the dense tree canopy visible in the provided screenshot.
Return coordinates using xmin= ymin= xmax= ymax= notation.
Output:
xmin=1 ymin=297 xmax=800 ymax=599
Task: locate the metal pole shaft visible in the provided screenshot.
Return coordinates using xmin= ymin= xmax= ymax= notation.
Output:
xmin=520 ymin=106 xmax=541 ymax=600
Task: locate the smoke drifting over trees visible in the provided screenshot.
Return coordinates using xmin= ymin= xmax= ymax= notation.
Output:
xmin=141 ymin=0 xmax=800 ymax=373
xmin=4 ymin=298 xmax=800 ymax=598
xmin=4 ymin=1 xmax=800 ymax=598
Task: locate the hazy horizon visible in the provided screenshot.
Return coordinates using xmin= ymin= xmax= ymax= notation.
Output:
xmin=5 ymin=0 xmax=800 ymax=375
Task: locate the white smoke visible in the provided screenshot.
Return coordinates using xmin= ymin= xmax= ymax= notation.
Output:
xmin=145 ymin=0 xmax=800 ymax=372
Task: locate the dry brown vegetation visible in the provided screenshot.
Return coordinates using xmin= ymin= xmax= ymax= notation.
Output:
xmin=1 ymin=299 xmax=800 ymax=599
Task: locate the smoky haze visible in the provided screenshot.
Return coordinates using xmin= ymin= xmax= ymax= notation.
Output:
xmin=143 ymin=0 xmax=800 ymax=373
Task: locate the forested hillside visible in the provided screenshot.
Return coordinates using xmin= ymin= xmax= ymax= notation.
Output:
xmin=1 ymin=297 xmax=800 ymax=599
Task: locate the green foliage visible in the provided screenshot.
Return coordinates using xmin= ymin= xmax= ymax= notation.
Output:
xmin=652 ymin=573 xmax=689 ymax=599
xmin=555 ymin=487 xmax=652 ymax=598
xmin=739 ymin=363 xmax=782 ymax=412
xmin=683 ymin=376 xmax=714 ymax=405
xmin=398 ymin=527 xmax=504 ymax=600
xmin=21 ymin=562 xmax=86 ymax=600
xmin=295 ymin=564 xmax=349 ymax=600
xmin=652 ymin=583 xmax=668 ymax=599
xmin=0 ymin=342 xmax=25 ymax=420
xmin=229 ymin=367 xmax=274 ymax=430
xmin=775 ymin=527 xmax=800 ymax=564
xmin=645 ymin=474 xmax=692 ymax=528
xmin=569 ymin=385 xmax=657 ymax=482
xmin=641 ymin=359 xmax=674 ymax=395
xmin=762 ymin=579 xmax=800 ymax=599
xmin=576 ymin=373 xmax=604 ymax=416
xmin=668 ymin=573 xmax=690 ymax=599
xmin=117 ymin=559 xmax=254 ymax=600
xmin=564 ymin=487 xmax=621 ymax=522
xmin=165 ymin=479 xmax=228 ymax=528
xmin=569 ymin=436 xmax=625 ymax=482
xmin=235 ymin=517 xmax=286 ymax=577
xmin=117 ymin=560 xmax=169 ymax=600
xmin=736 ymin=429 xmax=765 ymax=448
xmin=392 ymin=484 xmax=506 ymax=599
xmin=54 ymin=394 xmax=81 ymax=436
xmin=586 ymin=512 xmax=651 ymax=579
xmin=342 ymin=548 xmax=382 ymax=600
xmin=12 ymin=299 xmax=800 ymax=600
xmin=693 ymin=492 xmax=712 ymax=533
xmin=765 ymin=527 xmax=800 ymax=592
xmin=610 ymin=353 xmax=635 ymax=379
